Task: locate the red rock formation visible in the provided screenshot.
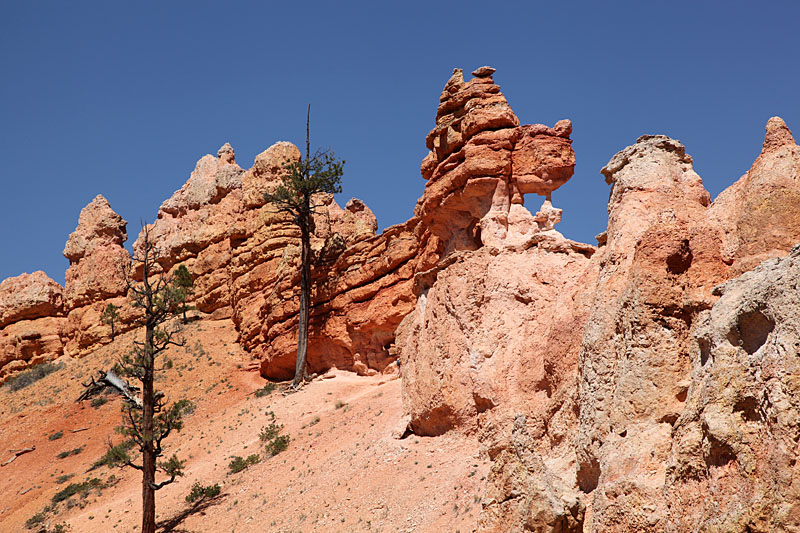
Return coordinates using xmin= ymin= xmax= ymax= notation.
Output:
xmin=0 ymin=272 xmax=66 ymax=379
xmin=62 ymin=195 xmax=132 ymax=355
xmin=130 ymin=139 xmax=422 ymax=379
xmin=2 ymin=65 xmax=800 ymax=533
xmin=418 ymin=66 xmax=575 ymax=254
xmin=400 ymin=72 xmax=800 ymax=531
xmin=63 ymin=195 xmax=130 ymax=308
xmin=133 ymin=143 xmax=247 ymax=318
xmin=234 ymin=144 xmax=432 ymax=378
xmin=253 ymin=217 xmax=436 ymax=379
xmin=0 ymin=271 xmax=65 ymax=328
xmin=710 ymin=116 xmax=800 ymax=274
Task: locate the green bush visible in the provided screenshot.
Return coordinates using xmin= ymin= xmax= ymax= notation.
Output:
xmin=25 ymin=510 xmax=46 ymax=529
xmin=228 ymin=454 xmax=260 ymax=474
xmin=48 ymin=430 xmax=64 ymax=441
xmin=55 ymin=474 xmax=74 ymax=484
xmin=260 ymin=423 xmax=290 ymax=457
xmin=185 ymin=481 xmax=221 ymax=503
xmin=254 ymin=382 xmax=277 ymax=398
xmin=57 ymin=447 xmax=83 ymax=459
xmin=52 ymin=478 xmax=107 ymax=504
xmin=90 ymin=439 xmax=135 ymax=470
xmin=4 ymin=361 xmax=64 ymax=392
xmin=259 ymin=412 xmax=290 ymax=457
xmin=90 ymin=396 xmax=108 ymax=408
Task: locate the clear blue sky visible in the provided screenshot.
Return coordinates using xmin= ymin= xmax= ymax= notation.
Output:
xmin=1 ymin=1 xmax=798 ymax=283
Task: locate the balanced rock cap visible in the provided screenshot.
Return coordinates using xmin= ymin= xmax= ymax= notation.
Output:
xmin=472 ymin=66 xmax=496 ymax=78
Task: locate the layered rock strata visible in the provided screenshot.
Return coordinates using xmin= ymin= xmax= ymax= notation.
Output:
xmin=398 ymin=66 xmax=597 ymax=531
xmin=1 ymin=194 xmax=136 ymax=378
xmin=133 ymin=141 xmax=433 ymax=379
xmin=418 ymin=66 xmax=575 ymax=253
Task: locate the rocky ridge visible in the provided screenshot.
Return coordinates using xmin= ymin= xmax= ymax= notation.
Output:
xmin=1 ymin=67 xmax=799 ymax=532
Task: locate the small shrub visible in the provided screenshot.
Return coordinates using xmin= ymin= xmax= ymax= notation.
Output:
xmin=259 ymin=413 xmax=290 ymax=457
xmin=48 ymin=430 xmax=64 ymax=441
xmin=185 ymin=481 xmax=221 ymax=503
xmin=57 ymin=447 xmax=83 ymax=459
xmin=264 ymin=433 xmax=290 ymax=457
xmin=56 ymin=473 xmax=74 ymax=484
xmin=334 ymin=400 xmax=346 ymax=409
xmin=90 ymin=440 xmax=135 ymax=470
xmin=228 ymin=454 xmax=260 ymax=474
xmin=25 ymin=510 xmax=46 ymax=529
xmin=90 ymin=396 xmax=108 ymax=408
xmin=52 ymin=477 xmax=108 ymax=504
xmin=4 ymin=362 xmax=65 ymax=392
xmin=52 ymin=524 xmax=72 ymax=532
xmin=254 ymin=382 xmax=277 ymax=398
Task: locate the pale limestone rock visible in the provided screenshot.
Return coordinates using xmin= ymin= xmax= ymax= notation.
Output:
xmin=665 ymin=244 xmax=800 ymax=531
xmin=576 ymin=134 xmax=726 ymax=530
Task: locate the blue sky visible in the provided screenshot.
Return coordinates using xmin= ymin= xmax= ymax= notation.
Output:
xmin=1 ymin=1 xmax=798 ymax=283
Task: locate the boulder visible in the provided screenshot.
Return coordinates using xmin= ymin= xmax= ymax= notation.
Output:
xmin=0 ymin=271 xmax=65 ymax=328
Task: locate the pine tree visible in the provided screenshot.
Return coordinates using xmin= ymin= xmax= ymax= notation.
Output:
xmin=264 ymin=105 xmax=344 ymax=388
xmin=173 ymin=265 xmax=193 ymax=324
xmin=100 ymin=302 xmax=120 ymax=340
xmin=110 ymin=225 xmax=193 ymax=533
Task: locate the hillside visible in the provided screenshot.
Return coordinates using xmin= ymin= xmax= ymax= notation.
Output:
xmin=0 ymin=318 xmax=487 ymax=532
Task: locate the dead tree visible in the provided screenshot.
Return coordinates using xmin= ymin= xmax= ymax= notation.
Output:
xmin=77 ymin=369 xmax=142 ymax=407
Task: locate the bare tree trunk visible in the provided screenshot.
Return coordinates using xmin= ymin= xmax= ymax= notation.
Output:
xmin=142 ymin=320 xmax=156 ymax=533
xmin=292 ymin=222 xmax=311 ymax=388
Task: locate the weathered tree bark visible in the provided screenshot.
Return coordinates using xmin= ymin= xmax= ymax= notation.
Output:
xmin=292 ymin=219 xmax=312 ymax=388
xmin=141 ymin=274 xmax=157 ymax=533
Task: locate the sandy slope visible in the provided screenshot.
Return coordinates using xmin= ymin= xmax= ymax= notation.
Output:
xmin=0 ymin=318 xmax=488 ymax=532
